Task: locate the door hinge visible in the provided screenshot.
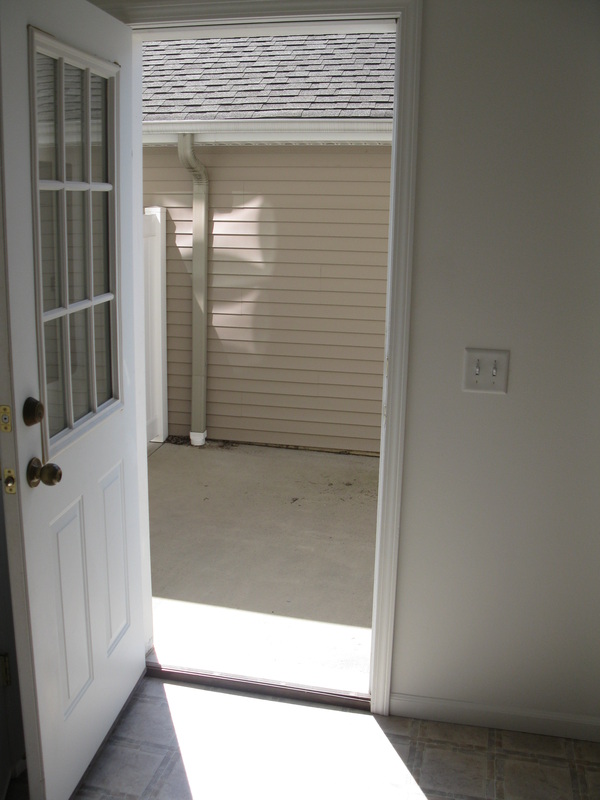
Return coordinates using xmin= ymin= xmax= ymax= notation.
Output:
xmin=0 ymin=405 xmax=11 ymax=432
xmin=0 ymin=654 xmax=10 ymax=687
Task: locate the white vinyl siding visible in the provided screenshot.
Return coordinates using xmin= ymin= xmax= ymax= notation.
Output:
xmin=144 ymin=150 xmax=192 ymax=436
xmin=143 ymin=144 xmax=390 ymax=452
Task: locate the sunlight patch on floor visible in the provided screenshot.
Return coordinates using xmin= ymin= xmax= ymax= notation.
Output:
xmin=164 ymin=682 xmax=426 ymax=800
xmin=152 ymin=596 xmax=371 ymax=694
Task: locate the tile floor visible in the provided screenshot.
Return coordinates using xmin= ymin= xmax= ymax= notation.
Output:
xmin=58 ymin=677 xmax=600 ymax=799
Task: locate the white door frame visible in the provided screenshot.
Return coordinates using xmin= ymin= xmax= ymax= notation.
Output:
xmin=134 ymin=0 xmax=422 ymax=715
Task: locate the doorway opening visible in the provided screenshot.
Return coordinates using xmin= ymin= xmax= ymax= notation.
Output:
xmin=142 ymin=28 xmax=395 ymax=701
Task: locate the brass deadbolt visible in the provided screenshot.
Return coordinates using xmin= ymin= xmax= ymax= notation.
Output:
xmin=23 ymin=397 xmax=45 ymax=426
xmin=3 ymin=469 xmax=16 ymax=495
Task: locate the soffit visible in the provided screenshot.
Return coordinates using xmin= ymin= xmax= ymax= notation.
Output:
xmin=88 ymin=0 xmax=401 ymax=27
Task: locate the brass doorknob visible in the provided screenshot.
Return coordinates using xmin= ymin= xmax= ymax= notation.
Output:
xmin=23 ymin=397 xmax=45 ymax=426
xmin=26 ymin=457 xmax=62 ymax=488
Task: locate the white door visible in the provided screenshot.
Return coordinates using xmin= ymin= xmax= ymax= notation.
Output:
xmin=0 ymin=2 xmax=148 ymax=799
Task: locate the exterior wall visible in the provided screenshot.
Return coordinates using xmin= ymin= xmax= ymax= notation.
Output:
xmin=144 ymin=144 xmax=391 ymax=452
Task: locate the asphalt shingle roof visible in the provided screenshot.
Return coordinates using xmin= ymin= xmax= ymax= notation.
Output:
xmin=142 ymin=33 xmax=395 ymax=121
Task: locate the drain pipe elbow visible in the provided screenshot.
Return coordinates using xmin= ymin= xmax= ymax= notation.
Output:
xmin=178 ymin=133 xmax=209 ymax=446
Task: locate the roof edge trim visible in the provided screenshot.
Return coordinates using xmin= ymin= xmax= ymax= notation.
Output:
xmin=142 ymin=119 xmax=393 ymax=146
xmin=138 ymin=18 xmax=396 ymax=39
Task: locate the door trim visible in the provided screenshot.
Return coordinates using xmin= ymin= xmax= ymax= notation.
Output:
xmin=370 ymin=0 xmax=422 ymax=716
xmin=135 ymin=0 xmax=422 ymax=716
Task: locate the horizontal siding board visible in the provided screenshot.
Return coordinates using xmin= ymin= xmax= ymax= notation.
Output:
xmin=210 ymin=192 xmax=390 ymax=212
xmin=167 ymin=324 xmax=192 ymax=339
xmin=207 ymin=389 xmax=381 ymax=416
xmin=210 ymin=405 xmax=382 ymax=429
xmin=168 ymin=361 xmax=193 ymax=376
xmin=168 ymin=272 xmax=193 ymax=287
xmin=144 ymin=180 xmax=195 ymax=194
xmin=211 ymin=261 xmax=323 ymax=279
xmin=167 ymin=246 xmax=192 ymax=260
xmin=167 ymin=349 xmax=192 ymax=364
xmin=210 ymin=314 xmax=384 ymax=335
xmin=212 ymin=207 xmax=389 ymax=226
xmin=207 ymin=414 xmax=379 ymax=441
xmin=207 ymin=365 xmax=383 ymax=388
xmin=209 ymin=180 xmax=389 ymax=197
xmin=167 ymin=299 xmax=192 ymax=314
xmin=210 ymin=301 xmax=385 ymax=321
xmin=202 ymin=166 xmax=392 ymax=183
xmin=208 ymin=275 xmax=386 ymax=294
xmin=211 ymin=249 xmax=387 ymax=267
xmin=210 ymin=287 xmax=385 ymax=308
xmin=168 ymin=421 xmax=188 ymax=430
xmin=167 ymin=311 xmax=192 ymax=326
xmin=212 ymin=236 xmax=388 ymax=253
xmin=169 ymin=399 xmax=191 ymax=414
xmin=168 ymin=338 xmax=193 ymax=353
xmin=208 ymin=352 xmax=383 ymax=375
xmin=144 ymin=194 xmax=194 ymax=208
xmin=168 ymin=285 xmax=194 ymax=301
xmin=208 ymin=261 xmax=388 ymax=282
xmin=208 ymin=377 xmax=383 ymax=401
xmin=211 ymin=220 xmax=390 ymax=240
xmin=169 ymin=374 xmax=192 ymax=389
xmin=209 ymin=325 xmax=384 ymax=348
xmin=208 ymin=339 xmax=383 ymax=363
xmin=169 ymin=387 xmax=191 ymax=402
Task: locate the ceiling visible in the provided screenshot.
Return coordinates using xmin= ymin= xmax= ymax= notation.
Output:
xmin=88 ymin=0 xmax=401 ymax=27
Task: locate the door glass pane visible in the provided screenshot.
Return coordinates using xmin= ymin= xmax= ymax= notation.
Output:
xmin=70 ymin=311 xmax=91 ymax=421
xmin=64 ymin=64 xmax=85 ymax=182
xmin=67 ymin=191 xmax=87 ymax=302
xmin=44 ymin=319 xmax=67 ymax=436
xmin=36 ymin=54 xmax=58 ymax=181
xmin=91 ymin=74 xmax=108 ymax=183
xmin=94 ymin=302 xmax=112 ymax=406
xmin=40 ymin=191 xmax=61 ymax=311
xmin=32 ymin=33 xmax=119 ymax=446
xmin=92 ymin=192 xmax=109 ymax=295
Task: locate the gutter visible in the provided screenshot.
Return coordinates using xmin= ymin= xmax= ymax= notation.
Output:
xmin=145 ymin=119 xmax=393 ymax=147
xmin=177 ymin=133 xmax=209 ymax=447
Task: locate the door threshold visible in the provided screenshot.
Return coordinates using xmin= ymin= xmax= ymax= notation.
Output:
xmin=145 ymin=660 xmax=371 ymax=711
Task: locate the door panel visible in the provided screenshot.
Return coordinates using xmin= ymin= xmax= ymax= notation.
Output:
xmin=0 ymin=2 xmax=148 ymax=798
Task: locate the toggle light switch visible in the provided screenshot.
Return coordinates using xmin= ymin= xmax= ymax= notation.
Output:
xmin=463 ymin=348 xmax=510 ymax=393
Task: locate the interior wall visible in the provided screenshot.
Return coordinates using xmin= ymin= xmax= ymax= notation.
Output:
xmin=390 ymin=0 xmax=600 ymax=738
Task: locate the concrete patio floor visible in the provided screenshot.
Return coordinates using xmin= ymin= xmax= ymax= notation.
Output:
xmin=146 ymin=441 xmax=379 ymax=696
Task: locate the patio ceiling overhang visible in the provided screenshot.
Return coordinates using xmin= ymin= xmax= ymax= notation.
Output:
xmin=143 ymin=119 xmax=393 ymax=146
xmin=89 ymin=0 xmax=402 ymax=28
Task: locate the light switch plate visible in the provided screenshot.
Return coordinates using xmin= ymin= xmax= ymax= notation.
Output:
xmin=463 ymin=348 xmax=509 ymax=393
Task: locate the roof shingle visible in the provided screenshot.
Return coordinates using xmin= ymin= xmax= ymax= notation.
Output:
xmin=142 ymin=33 xmax=395 ymax=122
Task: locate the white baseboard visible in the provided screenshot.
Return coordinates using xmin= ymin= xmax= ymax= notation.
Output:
xmin=389 ymin=692 xmax=600 ymax=742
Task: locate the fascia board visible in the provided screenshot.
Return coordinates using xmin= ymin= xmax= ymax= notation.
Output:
xmin=142 ymin=119 xmax=393 ymax=146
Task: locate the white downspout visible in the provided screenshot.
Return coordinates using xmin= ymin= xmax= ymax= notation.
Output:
xmin=177 ymin=133 xmax=209 ymax=446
